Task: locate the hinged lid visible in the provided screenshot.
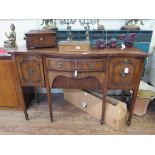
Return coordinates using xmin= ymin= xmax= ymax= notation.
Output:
xmin=25 ymin=30 xmax=56 ymax=36
xmin=58 ymin=41 xmax=90 ymax=46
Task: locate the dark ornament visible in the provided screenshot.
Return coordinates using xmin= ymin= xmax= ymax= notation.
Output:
xmin=108 ymin=38 xmax=117 ymax=48
xmin=96 ymin=39 xmax=106 ymax=49
xmin=119 ymin=33 xmax=137 ymax=47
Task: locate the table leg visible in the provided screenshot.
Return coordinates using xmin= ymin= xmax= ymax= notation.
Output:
xmin=127 ymin=90 xmax=137 ymax=126
xmin=23 ymin=94 xmax=29 ymax=120
xmin=34 ymin=87 xmax=39 ymax=103
xmin=101 ymin=91 xmax=106 ymax=125
xmin=24 ymin=109 xmax=29 ymax=120
xmin=43 ymin=57 xmax=53 ymax=122
xmin=47 ymin=89 xmax=53 ymax=122
xmin=23 ymin=98 xmax=29 ymax=120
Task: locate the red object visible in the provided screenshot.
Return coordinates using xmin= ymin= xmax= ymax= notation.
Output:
xmin=0 ymin=49 xmax=8 ymax=54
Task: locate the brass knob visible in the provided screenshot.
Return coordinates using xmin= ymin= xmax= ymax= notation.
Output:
xmin=88 ymin=64 xmax=94 ymax=70
xmin=57 ymin=63 xmax=63 ymax=69
xmin=120 ymin=71 xmax=128 ymax=77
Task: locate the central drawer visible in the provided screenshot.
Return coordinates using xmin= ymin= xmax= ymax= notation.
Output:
xmin=46 ymin=58 xmax=106 ymax=72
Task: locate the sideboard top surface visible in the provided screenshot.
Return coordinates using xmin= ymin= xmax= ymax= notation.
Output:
xmin=9 ymin=46 xmax=149 ymax=58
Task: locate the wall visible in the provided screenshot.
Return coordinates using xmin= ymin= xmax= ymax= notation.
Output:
xmin=0 ymin=19 xmax=155 ymax=48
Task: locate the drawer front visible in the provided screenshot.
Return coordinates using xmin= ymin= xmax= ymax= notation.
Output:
xmin=26 ymin=35 xmax=56 ymax=48
xmin=46 ymin=58 xmax=75 ymax=71
xmin=46 ymin=58 xmax=106 ymax=72
xmin=108 ymin=58 xmax=141 ymax=89
xmin=76 ymin=59 xmax=106 ymax=71
xmin=16 ymin=56 xmax=45 ymax=86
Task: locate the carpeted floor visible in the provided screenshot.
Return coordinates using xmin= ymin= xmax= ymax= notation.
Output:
xmin=0 ymin=93 xmax=155 ymax=135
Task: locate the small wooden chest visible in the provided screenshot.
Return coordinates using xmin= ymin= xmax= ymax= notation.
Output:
xmin=58 ymin=41 xmax=90 ymax=51
xmin=25 ymin=30 xmax=56 ymax=49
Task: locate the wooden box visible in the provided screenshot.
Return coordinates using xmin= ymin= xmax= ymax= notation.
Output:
xmin=25 ymin=30 xmax=56 ymax=49
xmin=58 ymin=41 xmax=90 ymax=51
xmin=64 ymin=89 xmax=127 ymax=130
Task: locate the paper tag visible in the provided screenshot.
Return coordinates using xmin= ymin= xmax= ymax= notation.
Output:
xmin=121 ymin=43 xmax=126 ymax=50
xmin=75 ymin=46 xmax=80 ymax=50
xmin=124 ymin=67 xmax=129 ymax=73
xmin=74 ymin=70 xmax=77 ymax=77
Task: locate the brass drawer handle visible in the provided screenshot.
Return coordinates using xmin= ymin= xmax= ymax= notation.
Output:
xmin=88 ymin=64 xmax=94 ymax=70
xmin=57 ymin=63 xmax=63 ymax=69
xmin=28 ymin=68 xmax=34 ymax=77
xmin=120 ymin=71 xmax=128 ymax=77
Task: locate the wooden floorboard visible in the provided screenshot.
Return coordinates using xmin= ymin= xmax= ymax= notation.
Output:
xmin=0 ymin=93 xmax=155 ymax=135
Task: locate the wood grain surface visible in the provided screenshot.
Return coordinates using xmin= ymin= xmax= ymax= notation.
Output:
xmin=0 ymin=93 xmax=154 ymax=135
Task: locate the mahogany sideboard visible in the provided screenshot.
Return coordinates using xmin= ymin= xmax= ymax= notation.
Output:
xmin=10 ymin=47 xmax=149 ymax=126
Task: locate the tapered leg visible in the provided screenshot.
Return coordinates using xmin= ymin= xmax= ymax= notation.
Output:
xmin=23 ymin=99 xmax=29 ymax=120
xmin=46 ymin=89 xmax=53 ymax=122
xmin=127 ymin=90 xmax=136 ymax=126
xmin=24 ymin=109 xmax=29 ymax=120
xmin=43 ymin=57 xmax=53 ymax=122
xmin=100 ymin=89 xmax=107 ymax=125
xmin=23 ymin=96 xmax=29 ymax=120
xmin=100 ymin=59 xmax=110 ymax=125
xmin=34 ymin=87 xmax=39 ymax=103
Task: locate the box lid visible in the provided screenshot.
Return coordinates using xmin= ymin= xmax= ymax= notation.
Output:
xmin=58 ymin=41 xmax=90 ymax=46
xmin=25 ymin=30 xmax=56 ymax=36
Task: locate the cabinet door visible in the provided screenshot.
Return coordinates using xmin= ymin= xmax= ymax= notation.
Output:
xmin=16 ymin=55 xmax=45 ymax=87
xmin=0 ymin=61 xmax=19 ymax=107
xmin=108 ymin=58 xmax=142 ymax=89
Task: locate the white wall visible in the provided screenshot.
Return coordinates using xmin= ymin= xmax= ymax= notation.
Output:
xmin=0 ymin=19 xmax=40 ymax=47
xmin=0 ymin=19 xmax=155 ymax=48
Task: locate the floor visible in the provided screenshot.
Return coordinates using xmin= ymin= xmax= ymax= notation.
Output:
xmin=0 ymin=93 xmax=155 ymax=135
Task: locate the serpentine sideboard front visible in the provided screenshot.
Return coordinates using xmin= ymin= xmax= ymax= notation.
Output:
xmin=10 ymin=47 xmax=148 ymax=126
